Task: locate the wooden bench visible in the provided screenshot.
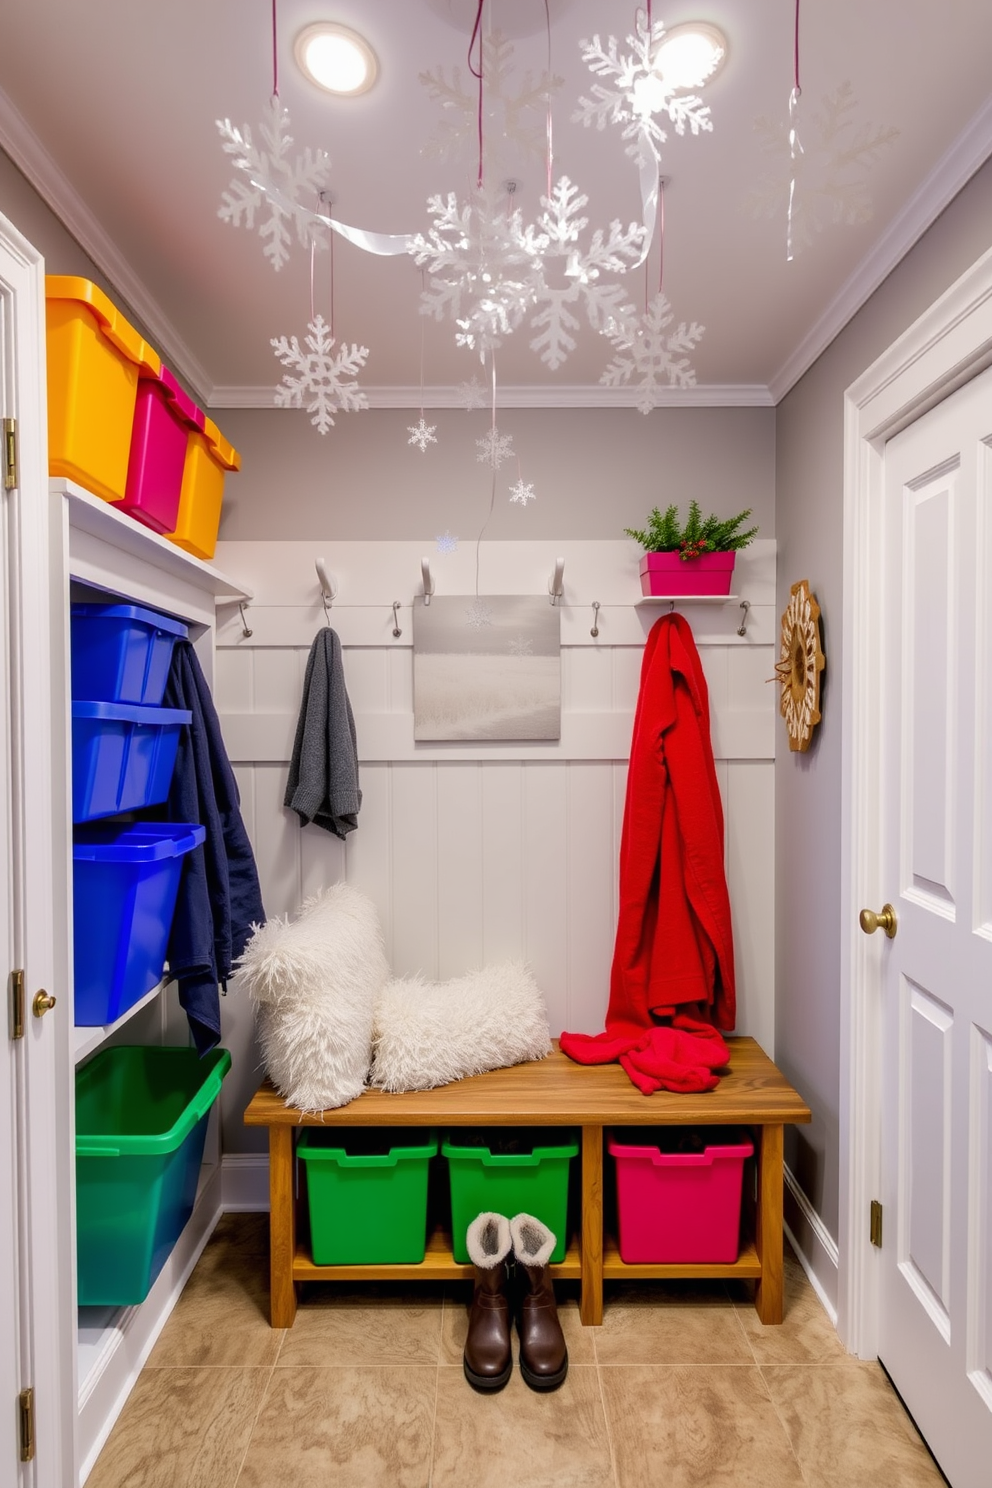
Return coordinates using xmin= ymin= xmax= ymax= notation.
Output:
xmin=244 ymin=1036 xmax=811 ymax=1329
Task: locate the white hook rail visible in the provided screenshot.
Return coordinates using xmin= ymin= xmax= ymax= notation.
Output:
xmin=421 ymin=556 xmax=436 ymax=606
xmin=315 ymin=557 xmax=337 ymax=625
xmin=548 ymin=556 xmax=565 ymax=606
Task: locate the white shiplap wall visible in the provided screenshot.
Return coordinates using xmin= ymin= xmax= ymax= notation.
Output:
xmin=213 ymin=539 xmax=776 ymax=1150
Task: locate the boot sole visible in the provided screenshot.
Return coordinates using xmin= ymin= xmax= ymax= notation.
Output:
xmin=463 ymin=1358 xmax=512 ymax=1393
xmin=519 ymin=1357 xmax=568 ymax=1392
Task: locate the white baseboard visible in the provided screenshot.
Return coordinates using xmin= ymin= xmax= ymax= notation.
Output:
xmin=221 ymin=1152 xmax=271 ymax=1211
xmin=783 ymin=1162 xmax=840 ymax=1327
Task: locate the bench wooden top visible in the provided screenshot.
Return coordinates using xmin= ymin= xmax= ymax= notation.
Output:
xmin=244 ymin=1036 xmax=811 ymax=1129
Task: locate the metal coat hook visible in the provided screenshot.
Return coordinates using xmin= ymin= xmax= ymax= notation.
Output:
xmin=548 ymin=555 xmax=565 ymax=606
xmin=421 ymin=556 xmax=436 ymax=606
xmin=590 ymin=601 xmax=601 ymax=638
xmin=737 ymin=599 xmax=751 ymax=637
xmin=392 ymin=601 xmax=402 ymax=638
xmin=315 ymin=557 xmax=337 ymax=626
xmin=238 ymin=602 xmax=253 ymax=639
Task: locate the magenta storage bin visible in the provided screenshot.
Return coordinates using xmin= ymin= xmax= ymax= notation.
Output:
xmin=120 ymin=367 xmax=204 ymax=534
xmin=608 ymin=1127 xmax=753 ymax=1264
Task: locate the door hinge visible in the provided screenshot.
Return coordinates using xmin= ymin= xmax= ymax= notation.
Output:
xmin=3 ymin=418 xmax=16 ymax=491
xmin=18 ymin=1387 xmax=34 ymax=1462
xmin=870 ymin=1199 xmax=883 ymax=1249
xmin=10 ymin=969 xmax=24 ymax=1041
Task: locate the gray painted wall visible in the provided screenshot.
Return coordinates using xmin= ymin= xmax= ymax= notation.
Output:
xmin=774 ymin=155 xmax=992 ymax=1239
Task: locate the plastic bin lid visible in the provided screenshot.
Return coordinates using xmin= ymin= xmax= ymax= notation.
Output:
xmin=73 ymin=822 xmax=206 ymax=862
xmin=44 ymin=275 xmax=161 ymax=378
xmin=145 ymin=366 xmax=205 ymax=432
xmin=71 ymin=602 xmax=189 ymax=639
xmin=199 ymin=415 xmax=241 ymax=472
xmin=75 ymin=1046 xmax=232 ymax=1157
xmin=299 ymin=1128 xmax=439 ymax=1167
xmin=71 ymin=700 xmax=191 ymax=725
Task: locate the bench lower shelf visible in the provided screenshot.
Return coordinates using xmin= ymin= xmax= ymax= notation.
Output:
xmin=293 ymin=1227 xmax=583 ymax=1283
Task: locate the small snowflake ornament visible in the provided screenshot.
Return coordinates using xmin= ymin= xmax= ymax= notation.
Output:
xmin=476 ymin=427 xmax=515 ymax=470
xmin=217 ymin=98 xmax=330 ymax=272
xmin=271 ymin=315 xmax=369 ymax=434
xmin=508 ymin=635 xmax=534 ymax=656
xmin=455 ymin=377 xmax=488 ymax=411
xmin=407 ymin=417 xmax=438 ymax=452
xmin=509 ymin=478 xmax=536 ymax=506
xmin=466 ymin=600 xmax=494 ymax=629
xmin=601 ymin=294 xmax=705 ymax=413
xmin=436 ymin=531 xmax=459 ymax=554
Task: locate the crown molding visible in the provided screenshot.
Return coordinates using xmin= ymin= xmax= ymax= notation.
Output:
xmin=768 ymin=95 xmax=992 ymax=404
xmin=0 ymin=84 xmax=213 ymax=400
xmin=207 ymin=381 xmax=775 ymax=410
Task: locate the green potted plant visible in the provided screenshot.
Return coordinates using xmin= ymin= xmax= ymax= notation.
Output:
xmin=624 ymin=501 xmax=758 ymax=597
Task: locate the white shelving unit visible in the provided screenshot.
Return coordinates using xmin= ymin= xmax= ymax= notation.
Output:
xmin=51 ymin=479 xmax=249 ymax=1484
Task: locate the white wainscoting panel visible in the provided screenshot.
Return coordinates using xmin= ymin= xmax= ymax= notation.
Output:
xmin=213 ymin=540 xmax=777 ymax=1152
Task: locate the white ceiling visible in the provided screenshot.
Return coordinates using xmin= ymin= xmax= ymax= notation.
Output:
xmin=0 ymin=0 xmax=990 ymax=408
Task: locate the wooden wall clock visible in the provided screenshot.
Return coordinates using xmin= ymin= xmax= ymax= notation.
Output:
xmin=777 ymin=579 xmax=826 ymax=752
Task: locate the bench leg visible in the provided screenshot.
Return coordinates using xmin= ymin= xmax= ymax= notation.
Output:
xmin=580 ymin=1124 xmax=603 ymax=1326
xmin=754 ymin=1123 xmax=784 ymax=1325
xmin=269 ymin=1124 xmax=297 ymax=1328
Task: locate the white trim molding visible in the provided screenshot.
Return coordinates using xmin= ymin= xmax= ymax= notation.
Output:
xmin=840 ymin=244 xmax=992 ymax=1357
xmin=206 ymin=381 xmax=775 ymax=411
xmin=783 ymin=1165 xmax=840 ymax=1325
xmin=221 ymin=1154 xmax=271 ymax=1212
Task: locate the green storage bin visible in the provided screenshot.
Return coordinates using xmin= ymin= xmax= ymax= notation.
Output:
xmin=75 ymin=1044 xmax=231 ymax=1305
xmin=443 ymin=1128 xmax=578 ymax=1264
xmin=298 ymin=1128 xmax=438 ymax=1265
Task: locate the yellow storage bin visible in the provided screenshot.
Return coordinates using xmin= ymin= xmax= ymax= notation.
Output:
xmin=168 ymin=416 xmax=240 ymax=561
xmin=45 ymin=277 xmax=160 ymax=504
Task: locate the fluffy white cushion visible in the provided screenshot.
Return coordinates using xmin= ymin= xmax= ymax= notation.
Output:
xmin=369 ymin=961 xmax=552 ymax=1093
xmin=235 ymin=883 xmax=389 ymax=1111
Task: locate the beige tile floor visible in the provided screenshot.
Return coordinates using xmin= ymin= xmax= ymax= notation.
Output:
xmin=87 ymin=1214 xmax=948 ymax=1488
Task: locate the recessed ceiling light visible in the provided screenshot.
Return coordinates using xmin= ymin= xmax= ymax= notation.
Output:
xmin=653 ymin=22 xmax=728 ymax=90
xmin=294 ymin=23 xmax=378 ymax=96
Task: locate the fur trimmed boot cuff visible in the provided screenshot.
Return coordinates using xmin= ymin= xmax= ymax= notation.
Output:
xmin=465 ymin=1212 xmax=513 ymax=1269
xmin=509 ymin=1213 xmax=557 ymax=1269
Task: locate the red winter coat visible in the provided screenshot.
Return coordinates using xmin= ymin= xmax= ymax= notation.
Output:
xmin=560 ymin=613 xmax=735 ymax=1093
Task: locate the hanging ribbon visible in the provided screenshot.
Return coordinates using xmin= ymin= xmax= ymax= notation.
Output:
xmin=271 ymin=0 xmax=279 ymax=98
xmin=543 ymin=0 xmax=553 ymax=203
xmin=245 ymin=174 xmax=414 ymax=255
xmin=787 ymin=0 xmax=803 ymax=262
xmin=468 ymin=0 xmax=486 ymax=188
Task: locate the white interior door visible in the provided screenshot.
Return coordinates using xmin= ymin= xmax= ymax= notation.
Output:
xmin=875 ymin=364 xmax=992 ymax=1487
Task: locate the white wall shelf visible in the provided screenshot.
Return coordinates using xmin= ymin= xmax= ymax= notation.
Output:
xmin=635 ymin=594 xmax=740 ymax=606
xmin=73 ymin=982 xmax=168 ymax=1065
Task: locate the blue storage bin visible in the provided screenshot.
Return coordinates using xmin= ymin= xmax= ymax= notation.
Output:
xmin=72 ymin=822 xmax=205 ymax=1025
xmin=71 ymin=701 xmax=190 ymax=822
xmin=71 ymin=603 xmax=188 ymax=705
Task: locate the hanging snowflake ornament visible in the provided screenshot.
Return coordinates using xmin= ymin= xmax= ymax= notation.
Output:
xmin=217 ymin=97 xmax=330 ymax=272
xmin=409 ymin=188 xmax=540 ymax=359
xmin=436 ymin=531 xmax=459 ymax=553
xmin=420 ymin=30 xmax=563 ymax=173
xmin=601 ymin=293 xmax=705 ymax=413
xmin=476 ymin=427 xmax=515 ymax=470
xmin=526 ymin=176 xmax=645 ymax=370
xmin=509 ymin=478 xmax=536 ymax=506
xmin=466 ymin=599 xmax=494 ymax=629
xmin=408 ymin=417 xmax=438 ymax=452
xmin=574 ymin=14 xmax=714 ymax=172
xmin=744 ymin=82 xmax=898 ymax=255
xmin=455 ymin=377 xmax=488 ymax=411
xmin=508 ymin=636 xmax=534 ymax=656
xmin=271 ymin=315 xmax=369 ymax=435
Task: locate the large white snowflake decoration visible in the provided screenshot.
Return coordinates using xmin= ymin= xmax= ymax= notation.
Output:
xmin=420 ymin=31 xmax=563 ymax=172
xmin=476 ymin=427 xmax=515 ymax=470
xmin=573 ymin=14 xmax=714 ymax=172
xmin=526 ymin=177 xmax=645 ymax=370
xmin=409 ymin=189 xmax=540 ymax=358
xmin=217 ymin=97 xmax=330 ymax=272
xmin=408 ymin=417 xmax=438 ymax=452
xmin=744 ymin=83 xmax=899 ymax=255
xmin=455 ymin=377 xmax=488 ymax=411
xmin=601 ymin=294 xmax=705 ymax=413
xmin=271 ymin=315 xmax=369 ymax=434
xmin=509 ymin=478 xmax=536 ymax=506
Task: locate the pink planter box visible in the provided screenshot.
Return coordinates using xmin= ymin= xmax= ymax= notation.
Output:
xmin=608 ymin=1128 xmax=753 ymax=1263
xmin=639 ymin=550 xmax=736 ymax=597
xmin=120 ymin=367 xmax=205 ymax=535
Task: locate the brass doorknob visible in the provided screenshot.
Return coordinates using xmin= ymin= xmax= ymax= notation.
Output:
xmin=32 ymin=990 xmax=56 ymax=1018
xmin=859 ymin=905 xmax=897 ymax=939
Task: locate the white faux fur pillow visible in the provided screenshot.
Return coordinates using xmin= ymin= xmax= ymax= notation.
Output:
xmin=369 ymin=961 xmax=552 ymax=1093
xmin=235 ymin=883 xmax=389 ymax=1111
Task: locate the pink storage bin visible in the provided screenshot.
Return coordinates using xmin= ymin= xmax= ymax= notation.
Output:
xmin=608 ymin=1127 xmax=753 ymax=1264
xmin=120 ymin=367 xmax=204 ymax=535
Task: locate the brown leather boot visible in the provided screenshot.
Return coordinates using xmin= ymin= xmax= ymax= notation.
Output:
xmin=510 ymin=1213 xmax=568 ymax=1391
xmin=463 ymin=1212 xmax=513 ymax=1392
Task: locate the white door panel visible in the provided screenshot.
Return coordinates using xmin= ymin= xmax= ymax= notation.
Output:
xmin=878 ymin=365 xmax=992 ymax=1487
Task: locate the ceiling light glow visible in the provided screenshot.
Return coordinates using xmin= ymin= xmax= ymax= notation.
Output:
xmin=653 ymin=22 xmax=727 ymax=90
xmin=294 ymin=24 xmax=378 ymax=96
